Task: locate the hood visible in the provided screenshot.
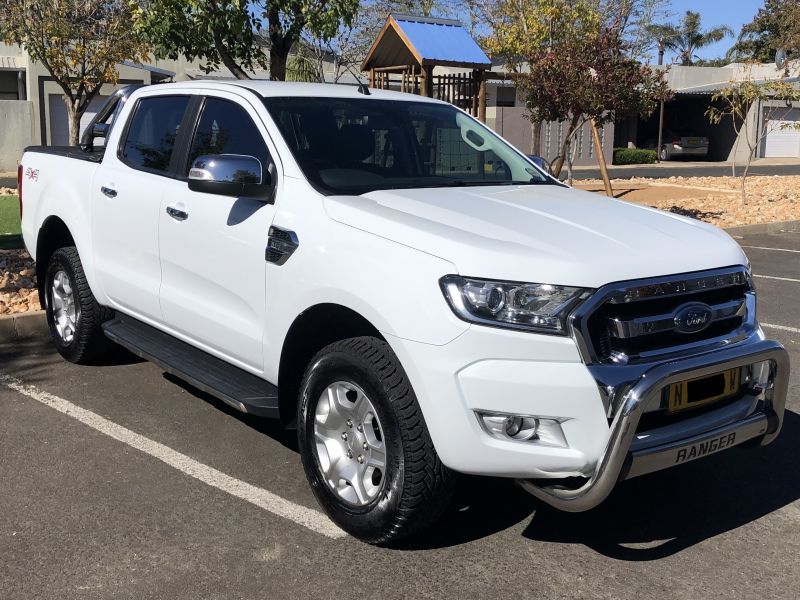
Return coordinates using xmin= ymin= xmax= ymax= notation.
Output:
xmin=323 ymin=184 xmax=747 ymax=288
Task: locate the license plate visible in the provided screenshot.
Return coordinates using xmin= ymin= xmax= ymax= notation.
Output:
xmin=687 ymin=138 xmax=703 ymax=146
xmin=666 ymin=368 xmax=741 ymax=413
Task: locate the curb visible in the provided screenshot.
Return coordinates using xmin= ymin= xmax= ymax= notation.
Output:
xmin=724 ymin=220 xmax=800 ymax=236
xmin=0 ymin=311 xmax=48 ymax=343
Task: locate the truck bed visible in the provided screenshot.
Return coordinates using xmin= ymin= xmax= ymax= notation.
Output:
xmin=23 ymin=146 xmax=105 ymax=164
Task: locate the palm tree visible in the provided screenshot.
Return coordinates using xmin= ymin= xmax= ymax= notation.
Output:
xmin=648 ymin=11 xmax=734 ymax=66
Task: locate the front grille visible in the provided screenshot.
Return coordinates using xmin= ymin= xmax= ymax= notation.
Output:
xmin=575 ymin=267 xmax=754 ymax=364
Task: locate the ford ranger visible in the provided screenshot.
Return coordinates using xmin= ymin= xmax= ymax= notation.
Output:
xmin=18 ymin=81 xmax=790 ymax=543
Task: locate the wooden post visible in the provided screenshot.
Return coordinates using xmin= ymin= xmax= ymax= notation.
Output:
xmin=369 ymin=68 xmax=375 ymax=89
xmin=477 ymin=70 xmax=487 ymax=123
xmin=422 ymin=65 xmax=433 ymax=98
xmin=591 ymin=119 xmax=614 ymax=197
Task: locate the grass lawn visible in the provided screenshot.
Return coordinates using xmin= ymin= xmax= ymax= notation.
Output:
xmin=0 ymin=194 xmax=23 ymax=249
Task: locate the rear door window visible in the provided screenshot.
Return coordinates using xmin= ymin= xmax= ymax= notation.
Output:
xmin=120 ymin=96 xmax=190 ymax=173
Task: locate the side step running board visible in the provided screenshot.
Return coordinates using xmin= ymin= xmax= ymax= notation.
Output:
xmin=103 ymin=316 xmax=279 ymax=418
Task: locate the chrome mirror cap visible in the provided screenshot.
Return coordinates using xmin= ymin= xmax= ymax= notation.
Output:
xmin=187 ymin=154 xmax=273 ymax=200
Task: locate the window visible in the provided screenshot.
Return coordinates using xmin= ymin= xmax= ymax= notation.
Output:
xmin=263 ymin=97 xmax=550 ymax=195
xmin=186 ymin=98 xmax=271 ymax=174
xmin=120 ymin=96 xmax=190 ymax=173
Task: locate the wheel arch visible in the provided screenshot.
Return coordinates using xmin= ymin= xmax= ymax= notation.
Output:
xmin=35 ymin=216 xmax=76 ymax=307
xmin=278 ymin=303 xmax=385 ymax=427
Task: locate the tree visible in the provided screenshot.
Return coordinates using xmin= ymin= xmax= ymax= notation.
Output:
xmin=486 ymin=0 xmax=669 ymax=182
xmin=706 ymin=71 xmax=800 ymax=203
xmin=731 ymin=0 xmax=800 ymax=64
xmin=0 ymin=0 xmax=149 ymax=146
xmin=136 ymin=0 xmax=359 ymax=81
xmin=135 ymin=0 xmax=262 ymax=80
xmin=647 ymin=10 xmax=733 ymax=66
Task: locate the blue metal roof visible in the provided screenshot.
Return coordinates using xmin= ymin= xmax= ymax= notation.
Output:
xmin=393 ymin=15 xmax=490 ymax=66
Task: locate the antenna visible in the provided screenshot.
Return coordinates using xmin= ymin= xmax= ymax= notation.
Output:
xmin=342 ymin=63 xmax=371 ymax=95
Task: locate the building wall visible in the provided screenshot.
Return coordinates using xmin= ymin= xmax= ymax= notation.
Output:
xmin=0 ymin=100 xmax=35 ymax=171
xmin=486 ymin=106 xmax=614 ymax=167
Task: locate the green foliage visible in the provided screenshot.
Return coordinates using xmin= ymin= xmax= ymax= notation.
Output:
xmin=0 ymin=0 xmax=150 ymax=145
xmin=135 ymin=0 xmax=261 ymax=78
xmin=612 ymin=147 xmax=657 ymax=164
xmin=136 ymin=0 xmax=359 ymax=80
xmin=647 ymin=10 xmax=733 ymax=66
xmin=730 ymin=0 xmax=800 ymax=64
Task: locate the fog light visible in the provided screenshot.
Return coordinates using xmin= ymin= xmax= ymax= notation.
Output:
xmin=478 ymin=412 xmax=568 ymax=447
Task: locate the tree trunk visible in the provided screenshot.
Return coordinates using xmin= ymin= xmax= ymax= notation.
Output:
xmin=551 ymin=115 xmax=581 ymax=178
xmin=267 ymin=7 xmax=294 ymax=81
xmin=741 ymin=148 xmax=755 ymax=205
xmin=269 ymin=43 xmax=290 ymax=81
xmin=531 ymin=121 xmax=542 ymax=156
xmin=213 ymin=33 xmax=251 ymax=79
xmin=64 ymin=97 xmax=81 ymax=146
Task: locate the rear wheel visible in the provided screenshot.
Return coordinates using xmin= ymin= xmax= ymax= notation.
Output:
xmin=297 ymin=336 xmax=455 ymax=544
xmin=44 ymin=247 xmax=113 ymax=364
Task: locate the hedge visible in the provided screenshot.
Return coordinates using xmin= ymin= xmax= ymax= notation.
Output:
xmin=612 ymin=147 xmax=657 ymax=165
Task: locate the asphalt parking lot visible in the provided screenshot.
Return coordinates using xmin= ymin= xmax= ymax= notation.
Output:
xmin=2 ymin=227 xmax=799 ymax=600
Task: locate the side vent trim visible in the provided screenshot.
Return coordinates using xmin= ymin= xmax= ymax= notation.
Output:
xmin=266 ymin=226 xmax=299 ymax=265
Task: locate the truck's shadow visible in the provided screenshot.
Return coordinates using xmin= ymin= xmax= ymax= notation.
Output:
xmin=398 ymin=411 xmax=800 ymax=558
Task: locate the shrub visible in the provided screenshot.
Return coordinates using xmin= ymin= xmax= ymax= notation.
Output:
xmin=613 ymin=147 xmax=657 ymax=165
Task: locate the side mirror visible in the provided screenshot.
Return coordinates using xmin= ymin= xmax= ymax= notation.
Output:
xmin=92 ymin=122 xmax=110 ymax=139
xmin=527 ymin=155 xmax=551 ymax=173
xmin=188 ymin=154 xmax=273 ymax=200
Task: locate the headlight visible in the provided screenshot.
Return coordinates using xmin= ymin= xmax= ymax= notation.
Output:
xmin=440 ymin=275 xmax=589 ymax=334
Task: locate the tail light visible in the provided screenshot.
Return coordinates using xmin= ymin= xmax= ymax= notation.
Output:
xmin=17 ymin=163 xmax=22 ymax=218
xmin=672 ymin=138 xmax=681 ymax=145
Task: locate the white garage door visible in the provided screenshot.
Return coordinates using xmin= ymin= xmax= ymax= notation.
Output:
xmin=763 ymin=109 xmax=800 ymax=157
xmin=48 ymin=94 xmax=109 ymax=145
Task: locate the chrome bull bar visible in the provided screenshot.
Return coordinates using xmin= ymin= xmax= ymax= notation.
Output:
xmin=517 ymin=338 xmax=790 ymax=512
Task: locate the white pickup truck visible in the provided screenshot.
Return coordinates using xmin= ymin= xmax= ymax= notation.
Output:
xmin=19 ymin=81 xmax=789 ymax=543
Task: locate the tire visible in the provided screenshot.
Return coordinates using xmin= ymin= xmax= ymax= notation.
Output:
xmin=297 ymin=336 xmax=455 ymax=544
xmin=44 ymin=246 xmax=114 ymax=364
xmin=659 ymin=146 xmax=669 ymax=161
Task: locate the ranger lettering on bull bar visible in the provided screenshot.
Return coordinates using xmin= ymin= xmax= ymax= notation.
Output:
xmin=675 ymin=433 xmax=737 ymax=464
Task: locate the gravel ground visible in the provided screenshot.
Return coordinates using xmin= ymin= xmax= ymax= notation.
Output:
xmin=0 ymin=250 xmax=39 ymax=315
xmin=578 ymin=175 xmax=800 ymax=228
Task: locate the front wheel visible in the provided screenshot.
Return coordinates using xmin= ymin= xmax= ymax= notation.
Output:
xmin=297 ymin=337 xmax=455 ymax=544
xmin=659 ymin=146 xmax=669 ymax=161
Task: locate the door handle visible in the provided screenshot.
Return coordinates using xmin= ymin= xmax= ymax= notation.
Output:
xmin=166 ymin=205 xmax=189 ymax=221
xmin=100 ymin=186 xmax=117 ymax=198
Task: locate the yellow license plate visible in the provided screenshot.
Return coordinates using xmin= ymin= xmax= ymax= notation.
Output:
xmin=667 ymin=368 xmax=741 ymax=413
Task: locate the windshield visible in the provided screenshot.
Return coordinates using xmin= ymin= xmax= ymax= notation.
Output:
xmin=262 ymin=97 xmax=552 ymax=195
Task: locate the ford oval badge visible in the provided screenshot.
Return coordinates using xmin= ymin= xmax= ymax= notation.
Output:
xmin=673 ymin=302 xmax=714 ymax=334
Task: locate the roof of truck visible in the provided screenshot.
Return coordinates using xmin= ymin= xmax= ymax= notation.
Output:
xmin=152 ymin=80 xmax=446 ymax=103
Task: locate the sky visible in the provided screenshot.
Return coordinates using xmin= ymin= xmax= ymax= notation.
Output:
xmin=662 ymin=0 xmax=763 ymax=62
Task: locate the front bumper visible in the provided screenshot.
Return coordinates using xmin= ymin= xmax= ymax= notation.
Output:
xmin=517 ymin=336 xmax=789 ymax=512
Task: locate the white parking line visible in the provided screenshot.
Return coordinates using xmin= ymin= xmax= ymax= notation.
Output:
xmin=0 ymin=373 xmax=345 ymax=539
xmin=762 ymin=323 xmax=800 ymax=334
xmin=742 ymin=245 xmax=800 ymax=254
xmin=754 ymin=274 xmax=800 ymax=283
